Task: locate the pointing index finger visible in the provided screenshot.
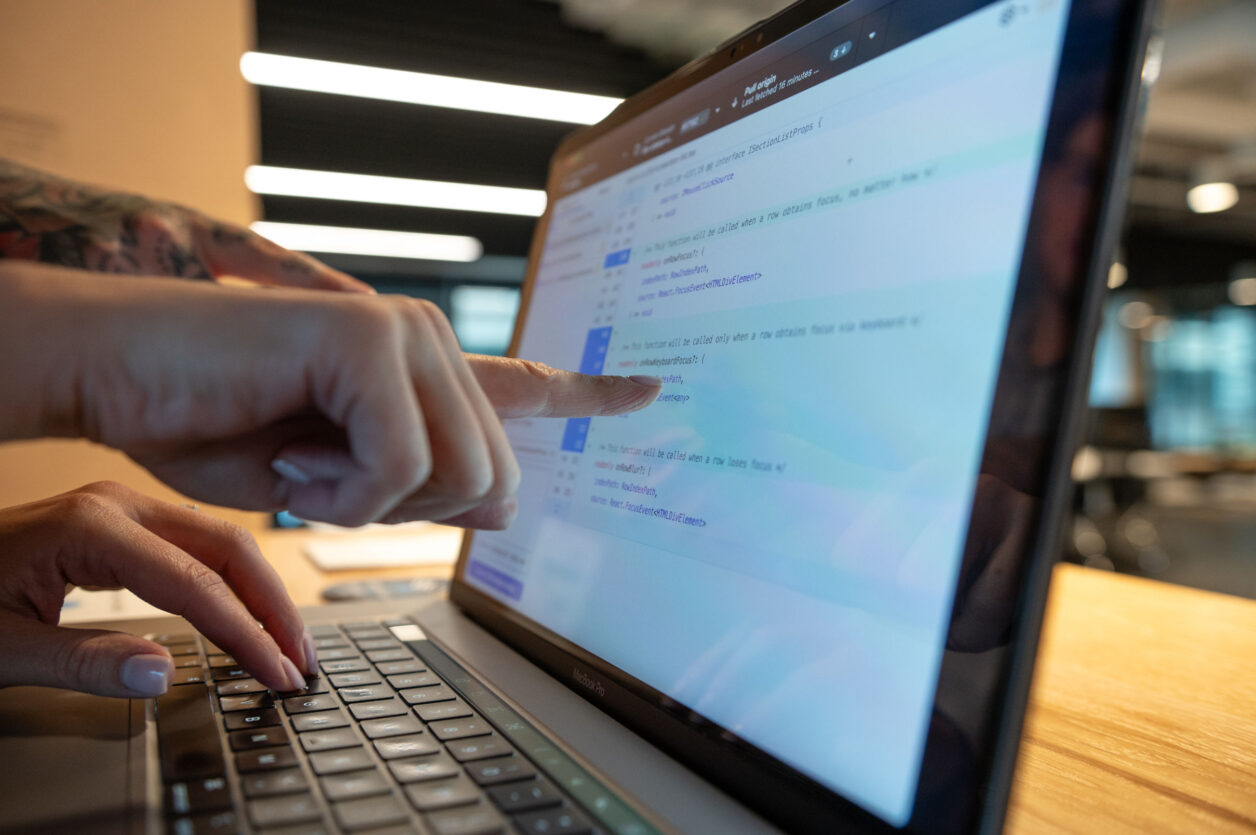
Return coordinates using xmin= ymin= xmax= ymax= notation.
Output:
xmin=466 ymin=355 xmax=661 ymax=419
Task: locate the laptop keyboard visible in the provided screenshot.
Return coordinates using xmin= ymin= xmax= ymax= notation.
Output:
xmin=152 ymin=618 xmax=658 ymax=835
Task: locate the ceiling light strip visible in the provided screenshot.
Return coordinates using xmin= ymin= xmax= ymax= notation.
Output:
xmin=240 ymin=52 xmax=622 ymax=125
xmin=246 ymin=166 xmax=546 ymax=217
xmin=251 ymin=221 xmax=482 ymax=262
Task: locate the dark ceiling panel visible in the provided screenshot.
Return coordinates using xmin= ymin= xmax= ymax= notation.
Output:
xmin=260 ymin=196 xmax=538 ymax=256
xmin=254 ymin=0 xmax=675 ymax=97
xmin=257 ymin=88 xmax=569 ymax=188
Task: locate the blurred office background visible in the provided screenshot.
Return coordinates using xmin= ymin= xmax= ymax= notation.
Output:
xmin=1 ymin=0 xmax=1253 ymax=595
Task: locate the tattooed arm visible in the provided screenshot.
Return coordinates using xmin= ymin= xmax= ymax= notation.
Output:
xmin=0 ymin=158 xmax=372 ymax=292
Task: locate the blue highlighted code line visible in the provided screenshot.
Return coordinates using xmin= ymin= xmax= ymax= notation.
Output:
xmin=603 ymin=248 xmax=631 ymax=269
xmin=468 ymin=559 xmax=523 ymax=601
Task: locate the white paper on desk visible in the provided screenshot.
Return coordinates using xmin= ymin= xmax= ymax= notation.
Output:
xmin=303 ymin=526 xmax=464 ymax=571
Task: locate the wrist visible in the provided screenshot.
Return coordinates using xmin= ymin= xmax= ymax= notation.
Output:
xmin=0 ymin=262 xmax=97 ymax=440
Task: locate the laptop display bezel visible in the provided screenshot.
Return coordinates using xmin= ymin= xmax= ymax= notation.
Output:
xmin=447 ymin=0 xmax=1154 ymax=831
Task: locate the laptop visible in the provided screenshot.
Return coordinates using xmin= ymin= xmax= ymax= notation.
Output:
xmin=0 ymin=0 xmax=1152 ymax=832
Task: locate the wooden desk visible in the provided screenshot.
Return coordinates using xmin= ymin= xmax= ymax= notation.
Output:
xmin=256 ymin=530 xmax=1256 ymax=833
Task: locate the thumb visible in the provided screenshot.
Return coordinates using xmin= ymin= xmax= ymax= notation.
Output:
xmin=0 ymin=617 xmax=174 ymax=698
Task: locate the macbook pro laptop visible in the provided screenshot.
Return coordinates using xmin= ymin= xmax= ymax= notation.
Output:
xmin=0 ymin=0 xmax=1153 ymax=832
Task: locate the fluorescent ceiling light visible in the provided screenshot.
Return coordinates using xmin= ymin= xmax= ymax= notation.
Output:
xmin=1186 ymin=181 xmax=1239 ymax=214
xmin=240 ymin=51 xmax=622 ymax=125
xmin=251 ymin=221 xmax=482 ymax=262
xmin=246 ymin=166 xmax=546 ymax=217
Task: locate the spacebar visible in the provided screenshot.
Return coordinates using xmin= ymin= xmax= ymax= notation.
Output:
xmin=156 ymin=687 xmax=225 ymax=782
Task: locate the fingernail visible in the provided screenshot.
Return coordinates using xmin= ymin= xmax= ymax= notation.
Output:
xmin=301 ymin=629 xmax=318 ymax=676
xmin=120 ymin=653 xmax=173 ymax=697
xmin=272 ymin=457 xmax=312 ymax=485
xmin=280 ymin=655 xmax=306 ymax=692
xmin=629 ymin=375 xmax=663 ymax=386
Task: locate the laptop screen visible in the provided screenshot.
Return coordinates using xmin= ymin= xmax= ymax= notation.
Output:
xmin=458 ymin=0 xmax=1128 ymax=828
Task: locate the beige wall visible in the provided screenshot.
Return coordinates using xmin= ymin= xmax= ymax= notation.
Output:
xmin=0 ymin=0 xmax=265 ymax=530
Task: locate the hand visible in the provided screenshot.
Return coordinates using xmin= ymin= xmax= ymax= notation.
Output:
xmin=0 ymin=482 xmax=313 ymax=698
xmin=0 ymin=157 xmax=372 ymax=293
xmin=0 ymin=263 xmax=662 ymax=528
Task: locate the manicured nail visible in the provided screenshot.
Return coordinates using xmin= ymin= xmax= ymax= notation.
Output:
xmin=120 ymin=653 xmax=173 ymax=697
xmin=629 ymin=375 xmax=663 ymax=386
xmin=272 ymin=457 xmax=312 ymax=485
xmin=301 ymin=629 xmax=318 ymax=676
xmin=280 ymin=655 xmax=306 ymax=692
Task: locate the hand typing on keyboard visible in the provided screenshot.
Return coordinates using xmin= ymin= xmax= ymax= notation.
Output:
xmin=0 ymin=481 xmax=313 ymax=697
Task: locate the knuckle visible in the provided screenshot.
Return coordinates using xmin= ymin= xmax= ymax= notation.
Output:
xmin=58 ymin=489 xmax=114 ymax=524
xmin=444 ymin=461 xmax=496 ymax=504
xmin=52 ymin=632 xmax=99 ymax=690
xmin=180 ymin=562 xmax=231 ymax=611
xmin=216 ymin=520 xmax=258 ymax=555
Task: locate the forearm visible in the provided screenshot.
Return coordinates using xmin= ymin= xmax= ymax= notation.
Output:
xmin=0 ymin=157 xmax=212 ymax=276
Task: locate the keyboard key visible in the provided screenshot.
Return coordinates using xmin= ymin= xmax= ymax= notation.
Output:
xmin=166 ymin=776 xmax=232 ymax=814
xmin=151 ymin=633 xmax=195 ymax=646
xmin=466 ymin=755 xmax=536 ymax=786
xmin=376 ymin=659 xmax=425 ymax=675
xmin=320 ymin=769 xmax=391 ymax=802
xmin=241 ymin=763 xmax=307 ymax=798
xmin=429 ymin=716 xmax=491 ymax=741
xmin=174 ymin=656 xmax=204 ymax=669
xmin=169 ymin=810 xmax=238 ymax=834
xmin=415 ymin=700 xmax=474 ymax=723
xmin=387 ymin=671 xmax=440 ymax=689
xmin=224 ymin=707 xmax=280 ymax=731
xmin=308 ymin=748 xmax=375 ymax=775
xmin=329 ymin=671 xmax=381 ymax=688
xmin=207 ymin=655 xmax=237 ymax=668
xmin=317 ymin=647 xmax=362 ymax=662
xmin=360 ymin=714 xmax=424 ymax=739
xmin=388 ymin=751 xmax=460 ymax=783
xmin=229 ymin=726 xmax=289 ymax=751
xmin=171 ymin=668 xmax=207 ymax=686
xmin=367 ymin=649 xmax=413 ymax=663
xmin=374 ymin=733 xmax=442 ymax=760
xmin=235 ymin=746 xmax=298 ymax=773
xmin=281 ymin=676 xmax=329 ymax=695
xmin=337 ymin=684 xmax=394 ymax=703
xmin=209 ymin=665 xmax=250 ymax=681
xmin=354 ymin=638 xmax=401 ymax=651
xmin=446 ymin=735 xmax=514 ymax=762
xmin=219 ymin=693 xmax=275 ymax=712
xmin=215 ymin=678 xmax=267 ymax=696
xmin=341 ymin=621 xmax=381 ymax=631
xmin=283 ymin=693 xmax=339 ymax=714
xmin=399 ymin=685 xmax=455 ymax=706
xmin=426 ymin=802 xmax=509 ymax=835
xmin=165 ymin=643 xmax=200 ymax=657
xmin=404 ymin=774 xmax=481 ymax=811
xmin=157 ymin=687 xmax=224 ymax=782
xmin=291 ymin=710 xmax=350 ymax=733
xmin=299 ymin=727 xmax=361 ymax=753
xmin=332 ymin=794 xmax=408 ymax=831
xmin=486 ymin=778 xmax=563 ymax=814
xmin=349 ymin=698 xmax=408 ymax=721
xmin=314 ymin=636 xmax=350 ymax=650
xmin=248 ymin=793 xmax=322 ymax=828
xmin=322 ymin=658 xmax=371 ymax=674
xmin=513 ymin=806 xmax=594 ymax=835
xmin=344 ymin=627 xmax=386 ymax=640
